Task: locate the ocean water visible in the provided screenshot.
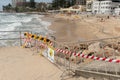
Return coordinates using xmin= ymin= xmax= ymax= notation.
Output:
xmin=0 ymin=13 xmax=52 ymax=46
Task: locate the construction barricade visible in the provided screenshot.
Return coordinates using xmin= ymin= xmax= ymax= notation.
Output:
xmin=22 ymin=32 xmax=120 ymax=80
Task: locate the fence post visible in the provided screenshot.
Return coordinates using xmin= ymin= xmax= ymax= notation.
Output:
xmin=51 ymin=36 xmax=56 ymax=47
xmin=19 ymin=31 xmax=22 ymax=46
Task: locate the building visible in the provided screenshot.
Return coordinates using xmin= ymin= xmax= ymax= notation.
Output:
xmin=76 ymin=0 xmax=86 ymax=5
xmin=114 ymin=7 xmax=120 ymax=15
xmin=114 ymin=5 xmax=120 ymax=15
xmin=112 ymin=0 xmax=120 ymax=2
xmin=86 ymin=0 xmax=94 ymax=12
xmin=60 ymin=5 xmax=86 ymax=14
xmin=30 ymin=0 xmax=34 ymax=2
xmin=12 ymin=0 xmax=26 ymax=7
xmin=92 ymin=0 xmax=119 ymax=14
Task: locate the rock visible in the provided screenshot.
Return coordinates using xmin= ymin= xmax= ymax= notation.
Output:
xmin=88 ymin=42 xmax=102 ymax=53
xmin=70 ymin=50 xmax=83 ymax=63
xmin=88 ymin=77 xmax=94 ymax=80
xmin=114 ymin=56 xmax=120 ymax=59
xmin=79 ymin=44 xmax=88 ymax=50
xmin=79 ymin=77 xmax=87 ymax=80
xmin=82 ymin=50 xmax=91 ymax=55
xmin=103 ymin=46 xmax=115 ymax=57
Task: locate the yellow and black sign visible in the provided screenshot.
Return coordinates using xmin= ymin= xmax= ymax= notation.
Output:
xmin=23 ymin=33 xmax=52 ymax=45
xmin=46 ymin=39 xmax=50 ymax=43
xmin=24 ymin=32 xmax=27 ymax=36
xmin=24 ymin=32 xmax=30 ymax=37
xmin=43 ymin=37 xmax=47 ymax=43
xmin=38 ymin=35 xmax=42 ymax=41
xmin=24 ymin=32 xmax=32 ymax=38
xmin=33 ymin=35 xmax=37 ymax=39
xmin=31 ymin=35 xmax=34 ymax=38
xmin=40 ymin=37 xmax=44 ymax=41
xmin=31 ymin=34 xmax=37 ymax=39
xmin=36 ymin=36 xmax=39 ymax=39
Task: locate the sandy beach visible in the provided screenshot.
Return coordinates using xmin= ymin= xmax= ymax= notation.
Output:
xmin=0 ymin=13 xmax=120 ymax=80
xmin=48 ymin=14 xmax=120 ymax=42
xmin=0 ymin=47 xmax=96 ymax=80
xmin=0 ymin=47 xmax=62 ymax=80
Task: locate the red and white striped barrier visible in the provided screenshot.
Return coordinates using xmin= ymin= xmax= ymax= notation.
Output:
xmin=22 ymin=33 xmax=120 ymax=63
xmin=49 ymin=42 xmax=53 ymax=47
xmin=55 ymin=48 xmax=120 ymax=63
xmin=24 ymin=38 xmax=32 ymax=43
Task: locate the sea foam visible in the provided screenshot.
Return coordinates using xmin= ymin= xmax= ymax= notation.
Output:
xmin=0 ymin=13 xmax=51 ymax=46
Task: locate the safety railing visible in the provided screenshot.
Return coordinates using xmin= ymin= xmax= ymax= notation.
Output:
xmin=0 ymin=31 xmax=31 ymax=47
xmin=42 ymin=36 xmax=120 ymax=80
xmin=57 ymin=36 xmax=120 ymax=80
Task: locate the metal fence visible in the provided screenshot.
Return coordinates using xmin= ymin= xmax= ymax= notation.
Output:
xmin=0 ymin=31 xmax=120 ymax=80
xmin=0 ymin=31 xmax=31 ymax=46
xmin=54 ymin=36 xmax=120 ymax=80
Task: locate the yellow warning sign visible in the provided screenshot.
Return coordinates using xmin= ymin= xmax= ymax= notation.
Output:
xmin=49 ymin=49 xmax=53 ymax=57
xmin=48 ymin=47 xmax=54 ymax=63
